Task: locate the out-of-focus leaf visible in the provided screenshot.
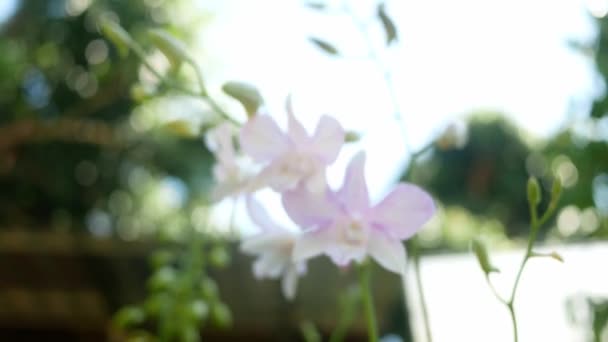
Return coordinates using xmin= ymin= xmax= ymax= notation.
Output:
xmin=300 ymin=321 xmax=321 ymax=342
xmin=148 ymin=29 xmax=192 ymax=68
xmin=98 ymin=17 xmax=132 ymax=58
xmin=305 ymin=2 xmax=326 ymax=10
xmin=222 ymin=81 xmax=263 ymax=117
xmin=210 ymin=302 xmax=232 ymax=328
xmin=377 ymin=3 xmax=398 ymax=45
xmin=113 ymin=306 xmax=146 ymax=328
xmin=309 ymin=37 xmax=339 ymax=55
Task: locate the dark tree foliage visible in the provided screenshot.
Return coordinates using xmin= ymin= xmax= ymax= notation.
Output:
xmin=0 ymin=0 xmax=213 ymax=231
xmin=405 ymin=115 xmax=533 ymax=237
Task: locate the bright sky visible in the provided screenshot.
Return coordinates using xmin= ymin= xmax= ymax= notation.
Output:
xmin=194 ymin=0 xmax=599 ymax=198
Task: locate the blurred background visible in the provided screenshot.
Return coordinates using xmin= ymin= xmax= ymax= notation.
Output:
xmin=0 ymin=0 xmax=607 ymax=341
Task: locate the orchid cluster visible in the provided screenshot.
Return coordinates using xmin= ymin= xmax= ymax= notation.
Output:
xmin=205 ymin=100 xmax=436 ymax=300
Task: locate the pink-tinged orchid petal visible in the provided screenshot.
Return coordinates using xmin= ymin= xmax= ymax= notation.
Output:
xmin=240 ymin=232 xmax=291 ymax=255
xmin=286 ymin=96 xmax=310 ymax=146
xmin=246 ymin=196 xmax=284 ymax=233
xmin=305 ymin=169 xmax=328 ymax=194
xmin=370 ymin=184 xmax=435 ymax=240
xmin=367 ymin=233 xmax=407 ymax=275
xmin=311 ymin=115 xmax=345 ymax=163
xmin=326 ymin=242 xmax=367 ymax=267
xmin=293 ymin=228 xmax=334 ymax=262
xmin=282 ymin=187 xmax=338 ymax=228
xmin=253 ymin=254 xmax=284 ymax=278
xmin=240 ymin=115 xmax=289 ymax=162
xmin=338 ymin=152 xmax=370 ymax=211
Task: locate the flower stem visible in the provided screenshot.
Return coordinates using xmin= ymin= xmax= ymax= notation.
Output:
xmin=126 ymin=38 xmax=240 ymax=126
xmin=488 ymin=185 xmax=561 ymax=342
xmin=358 ymin=262 xmax=379 ymax=342
xmin=411 ymin=238 xmax=433 ymax=342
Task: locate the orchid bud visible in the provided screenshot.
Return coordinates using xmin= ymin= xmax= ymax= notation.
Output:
xmin=345 ymin=131 xmax=361 ymax=143
xmin=222 ymin=81 xmax=263 ymax=118
xmin=527 ymin=177 xmax=541 ymax=206
xmin=471 ymin=238 xmax=499 ymax=275
xmin=148 ymin=29 xmax=192 ymax=68
xmin=551 ymin=177 xmax=563 ymax=202
xmin=98 ymin=17 xmax=132 ymax=58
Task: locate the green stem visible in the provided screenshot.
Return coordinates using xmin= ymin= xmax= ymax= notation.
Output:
xmin=128 ymin=39 xmax=240 ymax=126
xmin=329 ymin=287 xmax=360 ymax=342
xmin=411 ymin=238 xmax=433 ymax=342
xmin=502 ymin=195 xmax=560 ymax=342
xmin=358 ymin=262 xmax=379 ymax=342
xmin=507 ymin=303 xmax=519 ymax=342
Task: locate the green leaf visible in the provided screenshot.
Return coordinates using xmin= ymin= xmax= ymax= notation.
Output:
xmin=377 ymin=3 xmax=398 ymax=45
xmin=309 ymin=37 xmax=339 ymax=55
xmin=300 ymin=321 xmax=322 ymax=342
xmin=148 ymin=29 xmax=192 ymax=68
xmin=471 ymin=238 xmax=499 ymax=275
xmin=98 ymin=17 xmax=132 ymax=58
xmin=222 ymin=81 xmax=263 ymax=117
xmin=209 ymin=245 xmax=230 ymax=268
xmin=210 ymin=302 xmax=232 ymax=328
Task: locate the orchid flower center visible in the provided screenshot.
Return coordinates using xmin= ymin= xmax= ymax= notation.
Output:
xmin=278 ymin=152 xmax=316 ymax=178
xmin=341 ymin=215 xmax=368 ymax=246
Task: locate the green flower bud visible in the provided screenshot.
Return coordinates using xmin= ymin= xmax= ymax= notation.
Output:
xmin=148 ymin=29 xmax=192 ymax=68
xmin=345 ymin=131 xmax=361 ymax=143
xmin=527 ymin=177 xmax=541 ymax=206
xmin=551 ymin=177 xmax=562 ymax=202
xmin=222 ymin=81 xmax=263 ymax=118
xmin=471 ymin=238 xmax=499 ymax=275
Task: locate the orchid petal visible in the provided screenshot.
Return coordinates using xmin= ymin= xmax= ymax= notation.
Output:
xmin=253 ymin=253 xmax=285 ymax=278
xmin=371 ymin=184 xmax=435 ymax=240
xmin=311 ymin=115 xmax=344 ymax=163
xmin=246 ymin=196 xmax=284 ymax=233
xmin=338 ymin=152 xmax=370 ymax=211
xmin=240 ymin=115 xmax=288 ymax=162
xmin=293 ymin=228 xmax=334 ymax=262
xmin=305 ymin=169 xmax=328 ymax=194
xmin=286 ymin=96 xmax=310 ymax=146
xmin=240 ymin=233 xmax=290 ymax=255
xmin=368 ymin=233 xmax=407 ymax=275
xmin=282 ymin=186 xmax=338 ymax=228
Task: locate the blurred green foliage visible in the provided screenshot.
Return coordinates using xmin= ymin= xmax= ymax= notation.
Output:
xmin=0 ymin=0 xmax=215 ymax=235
